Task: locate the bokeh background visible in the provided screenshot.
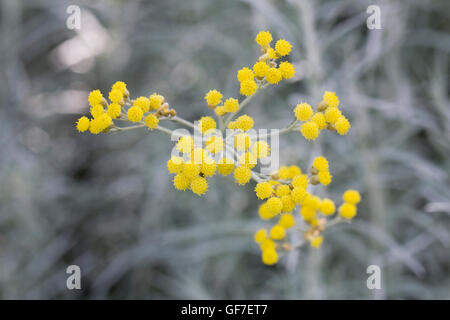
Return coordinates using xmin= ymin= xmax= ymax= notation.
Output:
xmin=1 ymin=0 xmax=449 ymax=299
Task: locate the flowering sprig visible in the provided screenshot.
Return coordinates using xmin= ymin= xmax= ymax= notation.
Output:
xmin=75 ymin=30 xmax=361 ymax=267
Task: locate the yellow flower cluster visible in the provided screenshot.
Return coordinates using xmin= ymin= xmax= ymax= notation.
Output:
xmin=294 ymin=91 xmax=351 ymax=141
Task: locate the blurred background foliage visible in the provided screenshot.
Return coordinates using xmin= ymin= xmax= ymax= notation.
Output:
xmin=0 ymin=0 xmax=449 ymax=299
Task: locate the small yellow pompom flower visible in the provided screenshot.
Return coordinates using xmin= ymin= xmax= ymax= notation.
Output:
xmin=237 ymin=67 xmax=254 ymax=83
xmin=311 ymin=112 xmax=327 ymax=130
xmin=107 ymin=103 xmax=121 ymax=119
xmin=343 ymin=189 xmax=361 ymax=204
xmin=217 ymin=157 xmax=235 ymax=176
xmin=255 ymin=182 xmax=273 ymax=200
xmin=234 ymin=115 xmax=254 ymax=131
xmin=339 ymin=203 xmax=357 ymax=219
xmin=240 ymin=79 xmax=258 ymax=96
xmin=88 ymin=90 xmax=103 ymax=107
xmin=270 ymin=225 xmax=286 ymax=240
xmin=323 ymin=91 xmax=339 ymax=108
xmin=251 ymin=140 xmax=270 ymax=159
xmin=279 ymin=213 xmax=295 ymax=229
xmin=292 ymin=174 xmax=308 ymax=189
xmin=318 ymin=171 xmax=332 ymax=186
xmin=182 ymin=161 xmax=200 ymax=179
xmin=265 ymin=67 xmax=282 ymax=84
xmin=111 ymin=81 xmax=127 ymax=94
xmin=90 ymin=104 xmax=105 ymax=119
xmin=275 ymin=184 xmax=291 ymax=197
xmin=255 ymin=30 xmax=273 ymax=47
xmin=190 ymin=176 xmax=208 ymax=196
xmin=275 ymin=39 xmax=292 ymax=56
xmin=303 ymin=194 xmax=321 ymax=209
xmin=259 ymin=203 xmax=275 ymax=220
xmin=260 ymin=238 xmax=276 ymax=251
xmin=97 ymin=113 xmax=112 ymax=130
xmin=300 ymin=121 xmax=320 ymax=140
xmin=300 ymin=206 xmax=316 ymax=221
xmin=291 ymin=187 xmax=307 ymax=204
xmin=335 ymin=116 xmax=351 ymax=135
xmin=76 ymin=116 xmax=90 ymax=132
xmin=177 ymin=136 xmax=194 ymax=154
xmin=173 ymin=174 xmax=190 ymax=191
xmin=234 ymin=133 xmax=252 ymax=151
xmin=240 ymin=152 xmax=257 ymax=169
xmin=145 ymin=114 xmax=159 ymax=130
xmin=310 ymin=236 xmax=323 ymax=248
xmin=281 ymin=195 xmax=295 ymax=212
xmin=312 ymin=156 xmax=329 ymax=172
xmin=167 ymin=156 xmax=184 ymax=174
xmin=127 ymin=106 xmax=144 ymax=122
xmin=215 ymin=106 xmax=227 ymax=116
xmin=134 ymin=96 xmax=150 ymax=113
xmin=191 ymin=147 xmax=207 ymax=164
xmin=205 ymin=136 xmax=224 ymax=154
xmin=204 ymin=89 xmax=222 ymax=107
xmin=324 ymin=107 xmax=342 ymax=124
xmin=198 ymin=116 xmax=217 ymax=134
xmin=262 ymin=249 xmax=278 ymax=265
xmin=288 ymin=165 xmax=301 ymax=178
xmin=278 ymin=61 xmax=296 ymax=79
xmin=109 ymin=89 xmax=123 ymax=104
xmin=265 ymin=197 xmax=283 ymax=215
xmin=223 ymin=98 xmax=239 ymax=113
xmin=253 ymin=61 xmax=270 ymax=78
xmin=320 ymin=198 xmax=336 ymax=215
xmin=233 ymin=165 xmax=252 ymax=185
xmin=200 ymin=160 xmax=217 ymax=177
xmin=254 ymin=229 xmax=267 ymax=243
xmin=267 ymin=47 xmax=278 ymax=59
xmin=89 ymin=118 xmax=103 ymax=134
xmin=294 ymin=103 xmax=313 ymax=121
xmin=149 ymin=93 xmax=164 ymax=110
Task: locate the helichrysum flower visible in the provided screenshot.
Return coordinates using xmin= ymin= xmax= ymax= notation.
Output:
xmin=239 ymin=152 xmax=257 ymax=168
xmin=312 ymin=156 xmax=329 ymax=172
xmin=275 ymin=184 xmax=291 ymax=197
xmin=217 ymin=157 xmax=235 ymax=176
xmin=275 ymin=39 xmax=292 ymax=56
xmin=281 ymin=195 xmax=295 ymax=212
xmin=109 ymin=89 xmax=123 ymax=104
xmin=320 ymin=198 xmax=336 ymax=215
xmin=223 ymin=98 xmax=239 ymax=113
xmin=254 ymin=229 xmax=267 ymax=243
xmin=265 ymin=67 xmax=282 ymax=84
xmin=149 ymin=93 xmax=164 ymax=110
xmin=205 ymin=89 xmax=222 ymax=107
xmin=303 ymin=194 xmax=321 ymax=209
xmin=279 ymin=213 xmax=295 ymax=229
xmin=323 ymin=91 xmax=339 ymax=108
xmin=255 ymin=30 xmax=273 ymax=47
xmin=177 ymin=136 xmax=194 ymax=153
xmin=300 ymin=121 xmax=319 ymax=140
xmin=112 ymin=81 xmax=127 ymax=94
xmin=253 ymin=61 xmax=269 ymax=78
xmin=215 ymin=106 xmax=227 ymax=116
xmin=251 ymin=140 xmax=270 ymax=159
xmin=255 ymin=182 xmax=274 ymax=200
xmin=233 ymin=165 xmax=252 ymax=185
xmin=233 ymin=115 xmax=254 ymax=131
xmin=262 ymin=248 xmax=278 ymax=265
xmin=89 ymin=118 xmax=103 ymax=134
xmin=343 ymin=189 xmax=361 ymax=204
xmin=339 ymin=202 xmax=357 ymax=219
xmin=288 ymin=165 xmax=301 ymax=178
xmin=145 ymin=114 xmax=159 ymax=130
xmin=97 ymin=113 xmax=112 ymax=129
xmin=311 ymin=112 xmax=326 ymax=130
xmin=134 ymin=96 xmax=151 ymax=113
xmin=278 ymin=61 xmax=296 ymax=79
xmin=182 ymin=161 xmax=200 ymax=179
xmin=240 ymin=79 xmax=257 ymax=96
xmin=167 ymin=156 xmax=184 ymax=174
xmin=107 ymin=103 xmax=121 ymax=119
xmin=310 ymin=236 xmax=323 ymax=248
xmin=200 ymin=160 xmax=217 ymax=177
xmin=259 ymin=203 xmax=275 ymax=220
xmin=205 ymin=136 xmax=224 ymax=154
xmin=127 ymin=106 xmax=144 ymax=122
xmin=278 ymin=166 xmax=290 ymax=180
xmin=265 ymin=197 xmax=283 ymax=215
xmin=76 ymin=116 xmax=90 ymax=132
xmin=318 ymin=171 xmax=332 ymax=186
xmin=88 ymin=90 xmax=103 ymax=107
xmin=234 ymin=133 xmax=252 ymax=151
xmin=324 ymin=107 xmax=342 ymax=124
xmin=190 ymin=176 xmax=208 ymax=196
xmin=260 ymin=238 xmax=276 ymax=251
xmin=270 ymin=225 xmax=286 ymax=240
xmin=173 ymin=174 xmax=190 ymax=190
xmin=292 ymin=174 xmax=308 ymax=189
xmin=237 ymin=67 xmax=255 ymax=83
xmin=90 ymin=104 xmax=105 ymax=119
xmin=335 ymin=116 xmax=351 ymax=135
xmin=291 ymin=187 xmax=307 ymax=203
xmin=198 ymin=116 xmax=217 ymax=134
xmin=294 ymin=103 xmax=313 ymax=121
xmin=300 ymin=206 xmax=316 ymax=221
xmin=267 ymin=48 xmax=278 ymax=59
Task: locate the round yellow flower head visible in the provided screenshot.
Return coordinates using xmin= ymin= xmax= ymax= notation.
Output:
xmin=239 ymin=152 xmax=257 ymax=169
xmin=200 ymin=159 xmax=217 ymax=177
xmin=262 ymin=249 xmax=278 ymax=265
xmin=127 ymin=106 xmax=144 ymax=122
xmin=88 ymin=90 xmax=103 ymax=107
xmin=294 ymin=103 xmax=313 ymax=121
xmin=324 ymin=107 xmax=342 ymax=124
xmin=240 ymin=79 xmax=257 ymax=96
xmin=254 ymin=229 xmax=267 ymax=243
xmin=277 ymin=166 xmax=289 ymax=180
xmin=281 ymin=195 xmax=295 ymax=212
xmin=97 ymin=113 xmax=112 ymax=130
xmin=234 ymin=133 xmax=252 ymax=151
xmin=90 ymin=104 xmax=105 ymax=119
xmin=267 ymin=47 xmax=278 ymax=60
xmin=300 ymin=206 xmax=316 ymax=221
xmin=288 ymin=165 xmax=301 ymax=178
xmin=260 ymin=238 xmax=276 ymax=251
xmin=215 ymin=106 xmax=227 ymax=116
xmin=259 ymin=203 xmax=275 ymax=220
xmin=76 ymin=116 xmax=90 ymax=132
xmin=253 ymin=61 xmax=270 ymax=78
xmin=109 ymin=89 xmax=123 ymax=104
xmin=173 ymin=174 xmax=190 ymax=190
xmin=265 ymin=197 xmax=283 ymax=215
xmin=275 ymin=39 xmax=292 ymax=56
xmin=279 ymin=61 xmax=296 ymax=79
xmin=335 ymin=116 xmax=351 ymax=135
xmin=300 ymin=121 xmax=320 ymax=140
xmin=251 ymin=140 xmax=270 ymax=159
xmin=149 ymin=93 xmax=164 ymax=110
xmin=237 ymin=67 xmax=254 ymax=83
xmin=270 ymin=225 xmax=286 ymax=240
xmin=204 ymin=89 xmax=222 ymax=107
xmin=176 ymin=136 xmax=194 ymax=154
xmin=107 ymin=103 xmax=121 ymax=119
xmin=311 ymin=112 xmax=327 ymax=130
xmin=134 ymin=96 xmax=151 ymax=113
xmin=279 ymin=213 xmax=295 ymax=229
xmin=190 ymin=176 xmax=208 ymax=196
xmin=255 ymin=182 xmax=274 ymax=200
xmin=275 ymin=184 xmax=291 ymax=197
xmin=265 ymin=67 xmax=282 ymax=84
xmin=167 ymin=156 xmax=184 ymax=174
xmin=339 ymin=203 xmax=357 ymax=219
xmin=255 ymin=30 xmax=273 ymax=47
xmin=182 ymin=161 xmax=200 ymax=179
xmin=323 ymin=91 xmax=339 ymax=108
xmin=320 ymin=198 xmax=336 ymax=215
xmin=145 ymin=114 xmax=159 ymax=130
xmin=190 ymin=147 xmax=207 ymax=164
xmin=111 ymin=81 xmax=127 ymax=94
xmin=318 ymin=171 xmax=332 ymax=186
xmin=217 ymin=157 xmax=235 ymax=176
xmin=312 ymin=156 xmax=329 ymax=172
xmin=233 ymin=165 xmax=252 ymax=185
xmin=223 ymin=98 xmax=239 ymax=113
xmin=235 ymin=115 xmax=254 ymax=131
xmin=292 ymin=174 xmax=308 ymax=189
xmin=343 ymin=189 xmax=361 ymax=204
xmin=310 ymin=236 xmax=323 ymax=248
xmin=89 ymin=118 xmax=103 ymax=134
xmin=198 ymin=116 xmax=217 ymax=134
xmin=205 ymin=136 xmax=224 ymax=154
